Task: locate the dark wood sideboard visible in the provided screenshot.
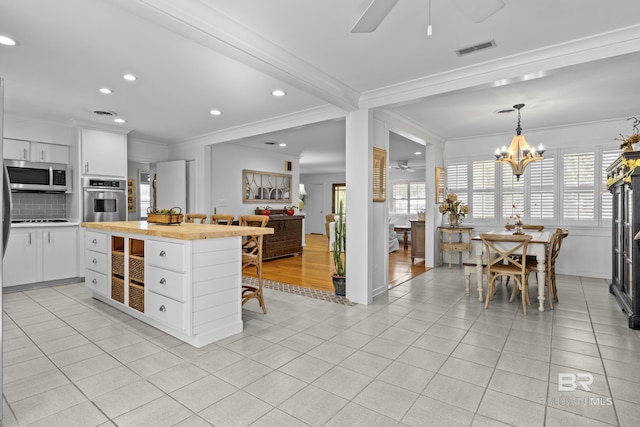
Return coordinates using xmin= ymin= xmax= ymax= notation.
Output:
xmin=261 ymin=215 xmax=303 ymax=260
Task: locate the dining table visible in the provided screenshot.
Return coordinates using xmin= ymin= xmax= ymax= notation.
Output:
xmin=471 ymin=230 xmax=552 ymax=312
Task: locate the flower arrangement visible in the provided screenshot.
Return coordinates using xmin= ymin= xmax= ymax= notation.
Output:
xmin=438 ymin=192 xmax=469 ymax=226
xmin=616 ymin=117 xmax=640 ymax=151
xmin=507 ymin=204 xmax=525 ymax=225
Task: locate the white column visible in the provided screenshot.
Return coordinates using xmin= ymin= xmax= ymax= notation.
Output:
xmin=345 ymin=109 xmax=373 ymax=304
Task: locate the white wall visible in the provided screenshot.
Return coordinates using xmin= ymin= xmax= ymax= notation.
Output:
xmin=211 ymin=143 xmax=300 ymax=217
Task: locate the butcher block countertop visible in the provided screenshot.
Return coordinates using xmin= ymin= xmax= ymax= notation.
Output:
xmin=81 ymin=221 xmax=273 ymax=240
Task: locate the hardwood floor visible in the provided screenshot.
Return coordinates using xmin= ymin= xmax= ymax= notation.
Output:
xmin=244 ymin=234 xmax=428 ymax=292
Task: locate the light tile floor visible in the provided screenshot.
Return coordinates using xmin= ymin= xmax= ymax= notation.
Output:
xmin=2 ymin=268 xmax=640 ymax=426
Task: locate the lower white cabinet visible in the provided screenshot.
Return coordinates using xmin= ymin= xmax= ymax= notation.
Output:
xmin=3 ymin=226 xmax=78 ymax=287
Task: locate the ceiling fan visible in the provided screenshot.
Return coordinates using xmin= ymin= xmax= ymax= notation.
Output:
xmin=391 ymin=160 xmax=416 ymax=172
xmin=351 ymin=0 xmax=505 ymax=33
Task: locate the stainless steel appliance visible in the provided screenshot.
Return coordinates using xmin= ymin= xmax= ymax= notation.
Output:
xmin=83 ymin=177 xmax=126 ymax=222
xmin=5 ymin=159 xmax=70 ymax=193
xmin=1 ymin=76 xmax=9 ymax=420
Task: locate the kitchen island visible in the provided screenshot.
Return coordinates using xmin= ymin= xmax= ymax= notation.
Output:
xmin=81 ymin=221 xmax=273 ymax=347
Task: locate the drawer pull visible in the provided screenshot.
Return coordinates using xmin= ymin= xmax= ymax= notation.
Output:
xmin=92 ymin=258 xmax=98 ymax=265
xmin=92 ymin=278 xmax=97 ymax=285
xmin=159 ymin=278 xmax=166 ymax=285
xmin=159 ymin=305 xmax=166 ymax=312
xmin=159 ymin=250 xmax=166 ymax=257
xmin=92 ymin=238 xmax=98 ymax=245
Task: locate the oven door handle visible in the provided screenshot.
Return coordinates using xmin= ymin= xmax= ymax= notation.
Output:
xmin=84 ymin=188 xmax=125 ymax=193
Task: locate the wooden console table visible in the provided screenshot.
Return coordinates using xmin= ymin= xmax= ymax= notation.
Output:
xmin=438 ymin=226 xmax=473 ymax=268
xmin=394 ymin=225 xmax=410 ymax=250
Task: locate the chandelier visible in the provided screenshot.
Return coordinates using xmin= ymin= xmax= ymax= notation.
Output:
xmin=494 ymin=104 xmax=544 ymax=181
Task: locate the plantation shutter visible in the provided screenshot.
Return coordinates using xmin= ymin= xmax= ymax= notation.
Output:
xmin=601 ymin=150 xmax=619 ymax=222
xmin=563 ymin=151 xmax=595 ymax=223
xmin=529 ymin=157 xmax=555 ymax=221
xmin=472 ymin=160 xmax=495 ymax=219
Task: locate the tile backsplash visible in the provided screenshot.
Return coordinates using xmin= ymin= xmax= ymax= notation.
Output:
xmin=11 ymin=192 xmax=67 ymax=220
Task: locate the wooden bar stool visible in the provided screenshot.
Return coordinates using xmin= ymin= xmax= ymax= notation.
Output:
xmin=238 ymin=215 xmax=269 ymax=313
xmin=210 ymin=214 xmax=234 ymax=225
xmin=184 ymin=213 xmax=207 ymax=224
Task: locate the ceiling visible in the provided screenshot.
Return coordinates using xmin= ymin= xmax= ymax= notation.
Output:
xmin=2 ymin=0 xmax=640 ymax=174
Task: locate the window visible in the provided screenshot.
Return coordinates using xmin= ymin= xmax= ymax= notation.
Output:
xmin=529 ymin=157 xmax=555 ymax=222
xmin=472 ymin=160 xmax=495 ymax=219
xmin=563 ymin=151 xmax=595 ymax=223
xmin=391 ymin=182 xmax=425 ymax=214
xmin=139 ymin=171 xmax=151 ymax=219
xmin=602 ymin=150 xmax=619 ymax=221
xmin=445 ymin=146 xmax=617 ymax=227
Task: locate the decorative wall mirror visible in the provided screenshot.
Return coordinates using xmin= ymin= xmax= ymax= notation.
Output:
xmin=436 ymin=167 xmax=446 ymax=203
xmin=243 ymin=169 xmax=292 ymax=203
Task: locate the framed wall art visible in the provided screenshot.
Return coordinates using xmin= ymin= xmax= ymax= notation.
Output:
xmin=373 ymin=147 xmax=387 ymax=202
xmin=436 ymin=166 xmax=446 ymax=203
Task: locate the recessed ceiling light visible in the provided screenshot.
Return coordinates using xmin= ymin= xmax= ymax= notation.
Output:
xmin=0 ymin=35 xmax=17 ymax=46
xmin=414 ymin=151 xmax=422 ymax=155
xmin=99 ymin=88 xmax=113 ymax=94
xmin=279 ymin=143 xmax=287 ymax=147
xmin=271 ymin=89 xmax=286 ymax=97
xmin=123 ymin=74 xmax=137 ymax=81
xmin=114 ymin=118 xmax=126 ymax=124
xmin=209 ymin=109 xmax=222 ymax=116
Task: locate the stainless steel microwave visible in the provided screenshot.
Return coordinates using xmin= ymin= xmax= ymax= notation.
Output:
xmin=5 ymin=159 xmax=70 ymax=193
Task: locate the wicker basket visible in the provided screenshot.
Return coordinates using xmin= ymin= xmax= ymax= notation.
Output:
xmin=129 ymin=254 xmax=144 ymax=283
xmin=111 ymin=276 xmax=125 ymax=303
xmin=129 ymin=282 xmax=144 ymax=312
xmin=147 ymin=207 xmax=183 ymax=225
xmin=112 ymin=251 xmax=125 ymax=276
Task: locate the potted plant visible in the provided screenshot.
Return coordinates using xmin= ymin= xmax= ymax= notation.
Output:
xmin=331 ymin=200 xmax=346 ymax=296
xmin=284 ymin=205 xmax=297 ymax=216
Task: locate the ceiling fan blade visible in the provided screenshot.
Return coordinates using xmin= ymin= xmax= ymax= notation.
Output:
xmin=450 ymin=0 xmax=505 ymax=23
xmin=351 ymin=0 xmax=400 ymax=33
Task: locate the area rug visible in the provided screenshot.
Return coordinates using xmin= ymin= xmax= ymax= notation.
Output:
xmin=242 ymin=276 xmax=357 ymax=307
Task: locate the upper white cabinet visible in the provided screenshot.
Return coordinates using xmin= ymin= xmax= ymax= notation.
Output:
xmin=81 ymin=129 xmax=127 ymax=177
xmin=3 ymin=138 xmax=69 ymax=164
xmin=30 ymin=142 xmax=70 ymax=164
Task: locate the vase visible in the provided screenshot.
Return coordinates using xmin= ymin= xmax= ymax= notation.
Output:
xmin=513 ymin=223 xmax=524 ymax=235
xmin=449 ymin=213 xmax=460 ymax=227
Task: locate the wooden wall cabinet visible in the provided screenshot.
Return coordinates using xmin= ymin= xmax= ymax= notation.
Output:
xmin=410 ymin=220 xmax=425 ymax=264
xmin=607 ymin=152 xmax=640 ymax=329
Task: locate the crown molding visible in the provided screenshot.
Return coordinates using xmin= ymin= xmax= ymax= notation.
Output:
xmin=360 ymin=24 xmax=640 ymax=110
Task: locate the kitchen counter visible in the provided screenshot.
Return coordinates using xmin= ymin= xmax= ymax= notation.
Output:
xmin=82 ymin=221 xmax=274 ymax=347
xmin=81 ymin=220 xmax=273 ymax=239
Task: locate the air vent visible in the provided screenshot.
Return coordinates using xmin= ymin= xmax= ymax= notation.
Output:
xmin=455 ymin=40 xmax=496 ymax=56
xmin=92 ymin=109 xmax=117 ymax=117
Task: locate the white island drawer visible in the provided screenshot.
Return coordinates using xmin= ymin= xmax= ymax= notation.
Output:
xmin=146 ymin=240 xmax=186 ymax=273
xmin=146 ymin=291 xmax=185 ymax=330
xmin=85 ymin=231 xmax=108 ymax=254
xmin=85 ymin=250 xmax=108 ymax=275
xmin=85 ymin=270 xmax=109 ymax=296
xmin=146 ymin=266 xmax=186 ymax=302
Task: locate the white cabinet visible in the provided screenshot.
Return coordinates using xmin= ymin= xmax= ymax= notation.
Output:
xmin=3 ymin=226 xmax=79 ymax=287
xmin=3 ymin=139 xmax=30 ymax=161
xmin=3 ymin=138 xmax=69 ymax=163
xmin=30 ymin=142 xmax=69 ymax=164
xmin=81 ymin=129 xmax=126 ymax=177
xmin=85 ymin=230 xmax=110 ymax=297
xmin=3 ymin=229 xmax=38 ymax=286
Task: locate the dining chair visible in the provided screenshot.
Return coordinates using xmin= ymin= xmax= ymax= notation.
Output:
xmin=480 ymin=233 xmax=536 ymax=315
xmin=184 ymin=213 xmax=207 ymax=224
xmin=238 ymin=215 xmax=269 ymax=314
xmin=210 ymin=214 xmax=235 ymax=225
xmin=527 ymin=227 xmax=569 ymax=309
